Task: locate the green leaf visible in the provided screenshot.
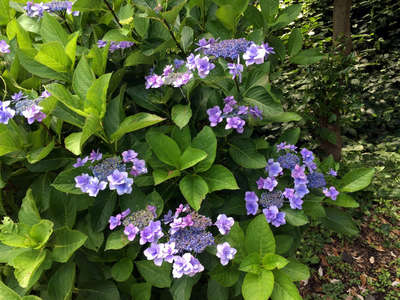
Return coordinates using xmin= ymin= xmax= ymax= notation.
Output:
xmin=201 ymin=165 xmax=239 ymax=192
xmin=7 ymin=19 xmax=32 ymax=49
xmin=85 ymin=73 xmax=112 ymax=119
xmin=11 ymin=249 xmax=47 ymax=288
xmin=162 ymin=0 xmax=187 ymax=24
xmin=290 ymin=48 xmax=325 ymax=65
xmin=216 ymin=5 xmax=236 ymax=31
xmin=271 ymin=270 xmax=302 ymax=300
xmin=77 ymin=215 xmax=103 ymax=251
xmin=124 ymin=50 xmax=154 ymax=66
xmin=26 ymin=139 xmax=55 ymax=164
xmin=65 ymin=32 xmax=79 ymax=66
xmin=146 ymin=132 xmax=181 ymax=168
xmin=73 ymin=57 xmax=96 ymax=100
xmin=111 ymin=113 xmax=165 ymax=142
xmin=339 ymin=168 xmax=375 ymax=192
xmin=136 ymin=261 xmax=172 ymax=288
xmin=245 ymin=214 xmax=275 ymax=256
xmin=277 ymin=127 xmax=300 ymax=146
xmin=52 ymin=227 xmax=87 ymax=263
xmin=46 ymin=83 xmax=86 ymax=117
xmin=262 ymin=253 xmax=289 ymax=270
xmin=287 ymin=28 xmax=303 ymax=56
xmin=0 ymin=280 xmax=20 ymax=300
xmin=281 ymin=209 xmax=309 ymax=226
xmin=229 ymin=138 xmax=266 ymax=169
xmin=111 ymin=258 xmax=133 ymax=282
xmin=48 ymin=262 xmax=75 ymax=300
xmin=29 ymin=220 xmax=54 ymax=249
xmin=18 ymin=189 xmax=41 ymax=226
xmin=210 ymin=264 xmax=240 ymax=287
xmin=40 ymin=13 xmax=68 ymax=46
xmin=89 ymin=191 xmax=117 ymax=232
xmin=73 ymin=0 xmax=105 ymax=11
xmin=131 ymin=283 xmax=151 ymax=300
xmin=281 ymin=259 xmax=310 ymax=282
xmin=171 ymin=104 xmax=192 ymax=129
xmin=0 ymin=0 xmax=11 ymax=26
xmin=179 ymin=147 xmax=207 ymax=170
xmin=48 ymin=189 xmax=77 ymax=229
xmin=326 ymin=193 xmax=359 ymax=208
xmin=170 ymin=275 xmax=200 ymax=300
xmin=192 ymin=126 xmax=217 ymax=172
xmin=242 ymin=270 xmax=274 ymax=300
xmin=180 ymin=26 xmax=194 ymax=53
xmin=35 ymin=42 xmax=71 ymax=73
xmin=322 ymin=207 xmax=359 ymax=236
xmin=153 ymin=169 xmax=181 ymax=185
xmin=275 ymin=235 xmax=294 ymax=255
xmin=224 ymin=222 xmax=245 ymax=260
xmin=105 ymin=230 xmax=130 ymax=251
xmin=239 ymin=253 xmax=261 ymax=274
xmin=207 ymin=279 xmax=229 ymax=300
xmin=260 ymin=0 xmax=279 ymax=23
xmin=65 ymin=116 xmax=101 ymax=155
xmin=179 ymin=175 xmax=209 ymax=211
xmin=77 ymin=281 xmax=120 ymax=300
xmin=243 ymin=86 xmax=284 ymax=120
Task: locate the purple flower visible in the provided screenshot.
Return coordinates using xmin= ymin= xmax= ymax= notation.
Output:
xmin=278 ymin=153 xmax=300 ymax=170
xmin=227 ymin=60 xmax=244 ymax=82
xmin=118 ymin=41 xmax=134 ymax=49
xmin=249 ymin=106 xmax=263 ymax=119
xmin=0 ymin=40 xmax=10 ymax=54
xmin=73 ymin=156 xmax=89 ymax=168
xmin=263 ymin=43 xmax=275 ymax=55
xmin=186 ymin=53 xmax=197 ymax=70
xmin=225 ymin=117 xmax=245 ymax=133
xmin=40 ymin=90 xmax=51 ymax=98
xmin=194 ymin=56 xmax=215 ymax=78
xmin=243 ymin=43 xmax=267 ymax=66
xmin=145 ymin=74 xmax=164 ymax=89
xmin=237 ymin=106 xmax=248 ymax=115
xmin=11 ymin=91 xmax=26 ymax=102
xmin=163 ymin=210 xmax=174 ymax=224
xmin=130 ymin=159 xmax=147 ymax=176
xmin=163 ymin=65 xmax=174 ymax=77
xmin=174 ymin=59 xmax=185 ymax=69
xmin=245 ymin=191 xmax=259 ymax=215
xmin=195 ymin=38 xmax=215 ymax=52
xmin=328 ymin=169 xmax=337 ymax=177
xmin=109 ymin=214 xmax=122 ymax=230
xmin=124 ymin=224 xmax=139 ymax=241
xmin=169 ymin=215 xmax=194 ymax=235
xmin=300 ymin=148 xmax=314 ymax=163
xmin=121 ymin=208 xmax=131 ymax=218
xmin=207 ymin=106 xmax=223 ymax=127
xmin=289 ymin=196 xmax=303 ymax=210
xmin=283 ymin=188 xmax=295 ymax=201
xmin=161 ymin=242 xmax=177 ymax=263
xmin=201 ymin=38 xmax=250 ymax=59
xmin=216 ymin=242 xmax=237 ymax=266
xmin=172 ymin=72 xmax=193 ymax=87
xmin=223 ymin=96 xmax=237 ymax=113
xmin=22 ymin=104 xmax=46 ymax=124
xmin=172 ymin=253 xmax=204 ymax=278
xmin=24 ymin=2 xmax=45 ymax=18
xmin=291 ymin=165 xmax=308 ymax=185
xmin=109 ymin=42 xmax=119 ymax=53
xmin=215 ymin=214 xmax=234 ymax=235
xmin=0 ymin=101 xmax=15 ymax=124
xmin=74 ymin=173 xmax=91 ymax=191
xmin=256 ymin=177 xmax=278 ymax=192
xmin=122 ymin=150 xmax=138 ymax=163
xmin=97 ymin=40 xmax=107 ymax=48
xmin=86 ymin=177 xmax=107 ymax=197
xmin=267 ymin=159 xmax=282 ymax=177
xmin=89 ymin=149 xmax=102 ymax=162
xmin=323 ymin=186 xmax=339 ymax=200
xmin=263 ymin=206 xmax=286 ymax=227
xmin=107 ymin=170 xmax=133 ymax=195
xmin=294 ymin=184 xmax=309 ymax=198
xmin=144 ymin=243 xmax=164 ymax=266
xmin=277 ymin=142 xmax=287 ymax=151
xmin=307 ymin=172 xmax=326 ymax=188
xmin=140 ymin=220 xmax=164 ymax=245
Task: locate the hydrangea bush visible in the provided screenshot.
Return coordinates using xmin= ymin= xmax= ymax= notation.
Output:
xmin=0 ymin=1 xmax=374 ymax=299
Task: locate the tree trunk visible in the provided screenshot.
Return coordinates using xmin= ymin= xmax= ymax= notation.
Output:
xmin=318 ymin=0 xmax=352 ymax=162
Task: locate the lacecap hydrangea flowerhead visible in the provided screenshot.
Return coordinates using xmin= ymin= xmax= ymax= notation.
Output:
xmin=109 ymin=204 xmax=236 ymax=278
xmin=74 ymin=149 xmax=147 ymax=197
xmin=24 ymin=1 xmax=79 ymax=18
xmin=97 ymin=40 xmax=135 ymax=53
xmin=0 ymin=91 xmax=50 ymax=125
xmin=145 ymin=38 xmax=274 ymax=89
xmin=207 ymin=95 xmax=262 ymax=134
xmin=245 ymin=142 xmax=339 ymax=227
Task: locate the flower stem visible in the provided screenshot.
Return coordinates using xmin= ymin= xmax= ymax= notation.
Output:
xmin=162 ymin=18 xmax=185 ymax=54
xmin=103 ymin=0 xmax=123 ymax=28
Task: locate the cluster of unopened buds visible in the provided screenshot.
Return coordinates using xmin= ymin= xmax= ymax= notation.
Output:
xmin=145 ymin=38 xmax=274 ymax=89
xmin=0 ymin=91 xmax=49 ymax=125
xmin=24 ymin=1 xmax=79 ymax=18
xmin=97 ymin=40 xmax=135 ymax=53
xmin=74 ymin=149 xmax=147 ymax=197
xmin=207 ymin=95 xmax=262 ymax=133
xmin=109 ymin=204 xmax=237 ymax=278
xmin=245 ymin=142 xmax=339 ymax=227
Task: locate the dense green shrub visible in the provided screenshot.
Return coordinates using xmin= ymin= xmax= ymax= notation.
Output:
xmin=0 ymin=1 xmax=374 ymax=299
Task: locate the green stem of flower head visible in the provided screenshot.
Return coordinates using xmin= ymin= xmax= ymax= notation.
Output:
xmin=61 ymin=11 xmax=73 ymax=33
xmin=161 ymin=18 xmax=185 ymax=55
xmin=201 ymin=0 xmax=206 ymax=31
xmin=234 ymin=77 xmax=242 ymax=100
xmin=103 ymin=0 xmax=123 ymax=28
xmin=0 ymin=75 xmax=7 ymax=101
